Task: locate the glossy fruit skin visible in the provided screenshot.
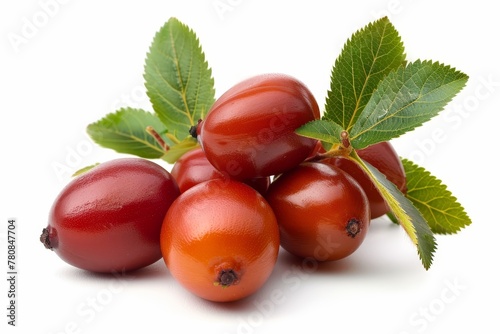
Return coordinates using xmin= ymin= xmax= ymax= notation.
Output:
xmin=42 ymin=158 xmax=180 ymax=273
xmin=323 ymin=141 xmax=407 ymax=219
xmin=266 ymin=162 xmax=370 ymax=261
xmin=160 ymin=179 xmax=280 ymax=302
xmin=171 ymin=147 xmax=270 ymax=194
xmin=198 ymin=73 xmax=320 ymax=180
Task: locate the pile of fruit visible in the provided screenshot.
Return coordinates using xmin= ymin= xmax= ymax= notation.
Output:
xmin=41 ymin=17 xmax=472 ymax=303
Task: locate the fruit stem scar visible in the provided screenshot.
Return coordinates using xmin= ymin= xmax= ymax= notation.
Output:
xmin=346 ymin=218 xmax=361 ymax=238
xmin=189 ymin=125 xmax=198 ymax=139
xmin=40 ymin=228 xmax=53 ymax=250
xmin=189 ymin=119 xmax=203 ymax=139
xmin=146 ymin=126 xmax=170 ymax=152
xmin=216 ymin=269 xmax=239 ymax=287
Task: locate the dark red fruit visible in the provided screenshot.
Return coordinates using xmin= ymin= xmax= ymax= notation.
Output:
xmin=171 ymin=147 xmax=270 ymax=194
xmin=40 ymin=158 xmax=180 ymax=273
xmin=323 ymin=141 xmax=407 ymax=219
xmin=197 ymin=73 xmax=320 ymax=180
xmin=266 ymin=162 xmax=370 ymax=261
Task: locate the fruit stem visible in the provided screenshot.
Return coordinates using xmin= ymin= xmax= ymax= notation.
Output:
xmin=341 ymin=131 xmax=350 ymax=149
xmin=146 ymin=126 xmax=170 ymax=152
xmin=309 ymin=131 xmax=354 ymax=162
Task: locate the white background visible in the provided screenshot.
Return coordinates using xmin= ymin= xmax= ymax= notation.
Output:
xmin=1 ymin=1 xmax=499 ymax=333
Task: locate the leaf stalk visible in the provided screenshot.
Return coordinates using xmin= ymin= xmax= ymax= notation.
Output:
xmin=146 ymin=126 xmax=170 ymax=152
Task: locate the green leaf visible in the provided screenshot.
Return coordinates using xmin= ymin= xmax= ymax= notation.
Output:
xmin=385 ymin=211 xmax=399 ymax=225
xmin=87 ymin=108 xmax=170 ymax=159
xmin=350 ymin=152 xmax=436 ymax=270
xmin=72 ymin=163 xmax=100 ymax=177
xmin=163 ymin=137 xmax=199 ymax=164
xmin=402 ymin=158 xmax=472 ymax=234
xmin=295 ymin=119 xmax=345 ymax=149
xmin=324 ymin=16 xmax=405 ymax=131
xmin=144 ymin=17 xmax=215 ymax=141
xmin=350 ymin=60 xmax=469 ymax=149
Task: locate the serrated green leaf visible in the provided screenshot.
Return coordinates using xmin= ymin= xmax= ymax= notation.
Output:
xmin=350 ymin=152 xmax=436 ymax=269
xmin=350 ymin=60 xmax=468 ymax=149
xmin=144 ymin=17 xmax=215 ymax=141
xmin=295 ymin=119 xmax=344 ymax=146
xmin=87 ymin=108 xmax=170 ymax=159
xmin=402 ymin=158 xmax=472 ymax=234
xmin=324 ymin=16 xmax=405 ymax=130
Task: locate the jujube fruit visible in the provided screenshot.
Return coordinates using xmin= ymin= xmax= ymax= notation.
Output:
xmin=266 ymin=162 xmax=370 ymax=261
xmin=171 ymin=147 xmax=270 ymax=194
xmin=40 ymin=158 xmax=180 ymax=273
xmin=196 ymin=73 xmax=320 ymax=180
xmin=160 ymin=179 xmax=280 ymax=302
